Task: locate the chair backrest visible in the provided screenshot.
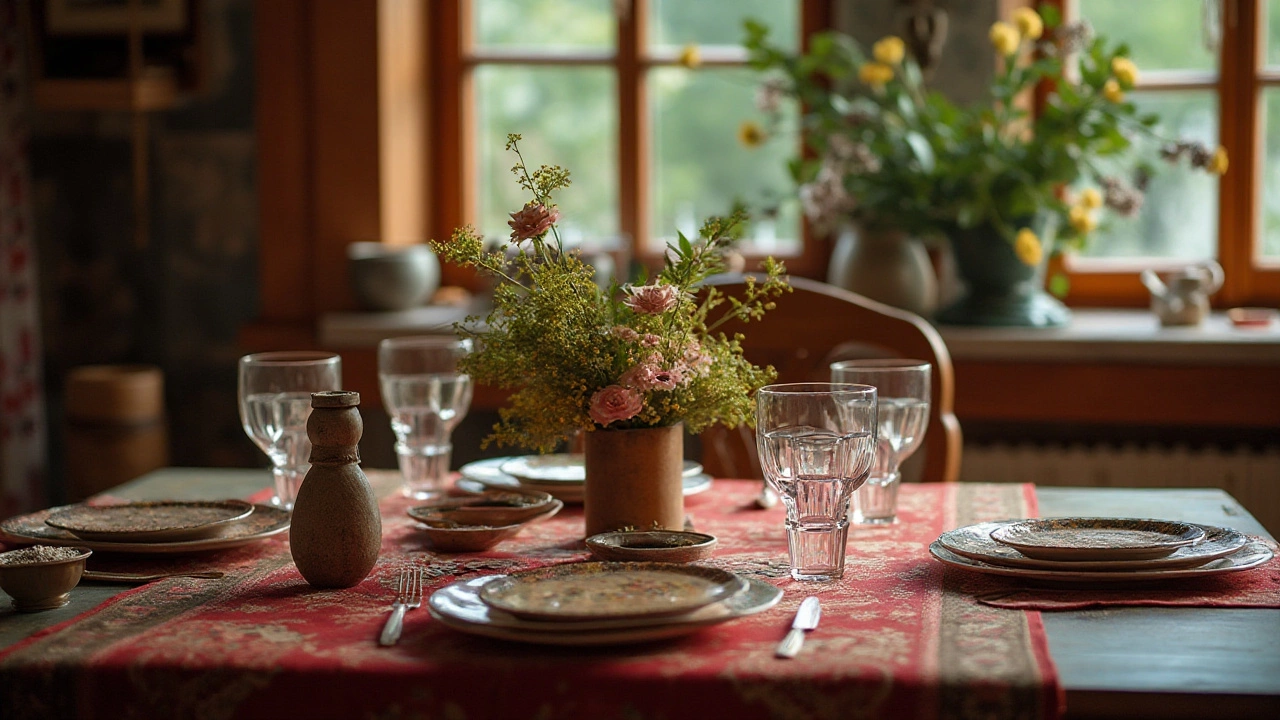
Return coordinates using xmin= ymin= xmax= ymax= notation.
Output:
xmin=699 ymin=273 xmax=962 ymax=483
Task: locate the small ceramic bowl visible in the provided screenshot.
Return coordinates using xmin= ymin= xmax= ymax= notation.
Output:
xmin=410 ymin=490 xmax=556 ymax=526
xmin=0 ymin=547 xmax=92 ymax=612
xmin=347 ymin=242 xmax=441 ymax=311
xmin=1228 ymin=307 xmax=1278 ymax=329
xmin=407 ymin=500 xmax=564 ymax=552
xmin=585 ymin=530 xmax=718 ymax=563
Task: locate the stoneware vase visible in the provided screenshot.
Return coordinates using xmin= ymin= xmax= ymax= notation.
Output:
xmin=583 ymin=423 xmax=685 ymax=537
xmin=935 ymin=222 xmax=1070 ymax=327
xmin=827 ymin=225 xmax=939 ymax=318
xmin=289 ymin=391 xmax=382 ymax=589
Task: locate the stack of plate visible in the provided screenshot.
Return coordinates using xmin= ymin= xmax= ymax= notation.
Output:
xmin=0 ymin=500 xmax=290 ymax=554
xmin=428 ymin=561 xmax=781 ymax=645
xmin=930 ymin=517 xmax=1273 ymax=582
xmin=456 ymin=454 xmax=712 ymax=503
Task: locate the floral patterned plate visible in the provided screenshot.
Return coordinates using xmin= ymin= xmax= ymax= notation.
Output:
xmin=430 ymin=573 xmax=780 ymax=645
xmin=477 ymin=561 xmax=747 ymax=622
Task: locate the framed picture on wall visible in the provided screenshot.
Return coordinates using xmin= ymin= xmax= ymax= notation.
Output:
xmin=45 ymin=0 xmax=189 ymax=36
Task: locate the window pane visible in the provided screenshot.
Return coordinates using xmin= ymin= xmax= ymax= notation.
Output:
xmin=1080 ymin=91 xmax=1218 ymax=260
xmin=1269 ymin=0 xmax=1280 ymax=68
xmin=473 ymin=0 xmax=614 ymax=52
xmin=649 ymin=67 xmax=801 ymax=254
xmin=1080 ymin=0 xmax=1216 ymax=72
xmin=1262 ymin=89 xmax=1280 ymax=258
xmin=648 ymin=0 xmax=798 ymax=52
xmin=475 ymin=66 xmax=618 ymax=242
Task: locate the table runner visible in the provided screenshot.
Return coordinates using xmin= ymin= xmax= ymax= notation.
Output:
xmin=0 ymin=478 xmax=1061 ymax=720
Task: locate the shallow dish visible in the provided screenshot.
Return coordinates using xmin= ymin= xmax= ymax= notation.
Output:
xmin=409 ymin=490 xmax=555 ymax=526
xmin=477 ymin=561 xmax=746 ymax=622
xmin=585 ymin=531 xmax=717 ymax=563
xmin=456 ymin=458 xmax=713 ymax=504
xmin=941 ymin=521 xmax=1248 ymax=572
xmin=494 ymin=455 xmax=703 ymax=485
xmin=989 ymin=517 xmax=1206 ymax=561
xmin=1 ymin=504 xmax=290 ymax=554
xmin=929 ymin=539 xmax=1272 ymax=583
xmin=44 ymin=500 xmax=255 ymax=543
xmin=0 ymin=546 xmax=92 ymax=611
xmin=407 ymin=499 xmax=563 ymax=553
xmin=429 ymin=573 xmax=781 ymax=646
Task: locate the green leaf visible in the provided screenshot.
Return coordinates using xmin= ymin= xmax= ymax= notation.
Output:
xmin=1039 ymin=3 xmax=1062 ymax=28
xmin=905 ymin=131 xmax=935 ymax=171
xmin=1048 ymin=272 xmax=1070 ymax=298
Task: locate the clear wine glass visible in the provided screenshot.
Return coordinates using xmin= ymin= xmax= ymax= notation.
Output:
xmin=377 ymin=336 xmax=474 ymax=499
xmin=830 ymin=359 xmax=931 ymax=525
xmin=238 ymin=351 xmax=342 ymax=510
xmin=756 ymin=382 xmax=878 ymax=581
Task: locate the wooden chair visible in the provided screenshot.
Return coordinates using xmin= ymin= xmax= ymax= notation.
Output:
xmin=698 ymin=274 xmax=962 ymax=483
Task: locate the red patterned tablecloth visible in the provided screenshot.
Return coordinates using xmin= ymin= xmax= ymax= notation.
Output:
xmin=0 ymin=478 xmax=1061 ymax=720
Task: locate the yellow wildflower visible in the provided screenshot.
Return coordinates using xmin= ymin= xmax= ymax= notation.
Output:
xmin=737 ymin=120 xmax=766 ymax=148
xmin=678 ymin=44 xmax=701 ymax=69
xmin=1079 ymin=187 xmax=1103 ymax=209
xmin=1208 ymin=146 xmax=1229 ymax=175
xmin=989 ymin=21 xmax=1021 ymax=56
xmin=1012 ymin=8 xmax=1044 ymax=40
xmin=1103 ymin=79 xmax=1124 ymax=103
xmin=1069 ymin=206 xmax=1097 ymax=234
xmin=1014 ymin=228 xmax=1043 ymax=267
xmin=859 ymin=62 xmax=894 ymax=88
xmin=1111 ymin=56 xmax=1139 ymax=88
xmin=873 ymin=36 xmax=906 ymax=65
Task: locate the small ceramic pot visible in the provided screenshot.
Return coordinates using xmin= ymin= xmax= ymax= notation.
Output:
xmin=0 ymin=547 xmax=92 ymax=612
xmin=407 ymin=500 xmax=563 ymax=552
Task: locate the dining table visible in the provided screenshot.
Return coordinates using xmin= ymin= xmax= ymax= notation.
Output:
xmin=1 ymin=467 xmax=1277 ymax=720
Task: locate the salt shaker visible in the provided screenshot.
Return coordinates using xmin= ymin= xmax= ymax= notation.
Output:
xmin=289 ymin=391 xmax=382 ymax=588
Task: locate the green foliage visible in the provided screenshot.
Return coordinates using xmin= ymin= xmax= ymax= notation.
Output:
xmin=432 ymin=137 xmax=790 ymax=453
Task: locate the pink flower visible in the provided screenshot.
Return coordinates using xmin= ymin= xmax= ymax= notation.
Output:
xmin=649 ymin=367 xmax=683 ymax=390
xmin=641 ymin=334 xmax=662 ymax=348
xmin=619 ymin=354 xmax=683 ymax=391
xmin=680 ymin=342 xmax=712 ymax=376
xmin=508 ymin=202 xmax=561 ymax=243
xmin=610 ymin=325 xmax=639 ymax=342
xmin=619 ymin=361 xmax=658 ymax=390
xmin=589 ymin=385 xmax=644 ymax=426
xmin=624 ymin=283 xmax=680 ymax=315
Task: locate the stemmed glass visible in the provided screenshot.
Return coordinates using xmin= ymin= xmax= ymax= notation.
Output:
xmin=830 ymin=359 xmax=931 ymax=525
xmin=238 ymin=352 xmax=342 ymax=510
xmin=756 ymin=383 xmax=878 ymax=581
xmin=377 ymin=336 xmax=474 ymax=499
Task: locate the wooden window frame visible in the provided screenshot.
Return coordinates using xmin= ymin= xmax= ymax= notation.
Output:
xmin=1058 ymin=0 xmax=1280 ymax=308
xmin=426 ymin=0 xmax=831 ymax=283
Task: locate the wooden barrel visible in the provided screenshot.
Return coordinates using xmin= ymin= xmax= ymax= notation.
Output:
xmin=64 ymin=365 xmax=170 ymax=500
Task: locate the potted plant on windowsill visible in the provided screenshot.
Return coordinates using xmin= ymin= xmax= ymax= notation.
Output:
xmin=432 ymin=135 xmax=789 ymax=536
xmin=744 ymin=5 xmax=1227 ymax=327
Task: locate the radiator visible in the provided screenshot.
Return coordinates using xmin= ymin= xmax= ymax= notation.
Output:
xmin=961 ymin=442 xmax=1280 ymax=534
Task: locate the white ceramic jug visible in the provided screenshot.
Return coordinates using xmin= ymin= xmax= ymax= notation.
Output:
xmin=1140 ymin=260 xmax=1224 ymax=327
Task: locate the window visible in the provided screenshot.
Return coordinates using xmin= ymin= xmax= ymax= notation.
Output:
xmin=431 ymin=0 xmax=823 ymax=274
xmin=1063 ymin=0 xmax=1279 ymax=307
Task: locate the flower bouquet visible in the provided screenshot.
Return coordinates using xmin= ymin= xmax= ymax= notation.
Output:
xmin=433 ymin=135 xmax=789 ymax=533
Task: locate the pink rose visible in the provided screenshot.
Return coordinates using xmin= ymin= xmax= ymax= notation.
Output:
xmin=624 ymin=283 xmax=680 ymax=315
xmin=508 ymin=202 xmax=561 ymax=243
xmin=641 ymin=333 xmax=662 ymax=348
xmin=611 ymin=325 xmax=639 ymax=342
xmin=681 ymin=342 xmax=712 ymax=376
xmin=589 ymin=385 xmax=644 ymax=426
xmin=619 ymin=361 xmax=657 ymax=390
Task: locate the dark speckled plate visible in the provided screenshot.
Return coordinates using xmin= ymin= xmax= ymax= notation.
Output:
xmin=2 ymin=503 xmax=288 ymax=554
xmin=990 ymin=517 xmax=1206 ymax=561
xmin=943 ymin=521 xmax=1247 ymax=571
xmin=477 ymin=562 xmax=746 ymax=622
xmin=44 ymin=500 xmax=256 ymax=543
xmin=930 ymin=539 xmax=1273 ymax=583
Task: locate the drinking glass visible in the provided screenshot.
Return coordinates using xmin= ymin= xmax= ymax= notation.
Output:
xmin=756 ymin=383 xmax=878 ymax=581
xmin=378 ymin=336 xmax=474 ymax=499
xmin=830 ymin=359 xmax=931 ymax=525
xmin=238 ymin=351 xmax=342 ymax=510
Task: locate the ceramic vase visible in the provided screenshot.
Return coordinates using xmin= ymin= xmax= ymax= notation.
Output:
xmin=583 ymin=423 xmax=685 ymax=537
xmin=828 ymin=225 xmax=939 ymax=317
xmin=935 ymin=222 xmax=1070 ymax=327
xmin=290 ymin=391 xmax=383 ymax=588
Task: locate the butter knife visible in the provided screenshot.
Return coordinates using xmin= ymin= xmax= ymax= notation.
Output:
xmin=775 ymin=596 xmax=821 ymax=658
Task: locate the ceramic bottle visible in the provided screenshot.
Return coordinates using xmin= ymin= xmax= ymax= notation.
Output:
xmin=289 ymin=391 xmax=382 ymax=588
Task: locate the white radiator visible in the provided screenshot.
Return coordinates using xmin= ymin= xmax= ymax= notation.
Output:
xmin=961 ymin=442 xmax=1280 ymax=534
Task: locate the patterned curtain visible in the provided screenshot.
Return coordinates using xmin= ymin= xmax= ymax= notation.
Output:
xmin=0 ymin=2 xmax=47 ymax=515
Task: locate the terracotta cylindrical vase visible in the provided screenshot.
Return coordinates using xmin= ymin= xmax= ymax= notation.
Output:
xmin=583 ymin=423 xmax=685 ymax=537
xmin=289 ymin=391 xmax=382 ymax=589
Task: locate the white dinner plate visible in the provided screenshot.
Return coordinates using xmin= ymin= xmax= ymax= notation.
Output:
xmin=496 ymin=454 xmax=703 ymax=485
xmin=428 ymin=573 xmax=781 ymax=645
xmin=457 ymin=457 xmax=712 ymax=503
xmin=929 ymin=538 xmax=1273 ymax=583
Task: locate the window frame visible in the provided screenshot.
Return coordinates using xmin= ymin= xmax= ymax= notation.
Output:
xmin=426 ymin=0 xmax=830 ymax=280
xmin=1057 ymin=0 xmax=1279 ymax=308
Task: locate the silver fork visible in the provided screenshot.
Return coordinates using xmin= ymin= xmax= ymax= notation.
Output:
xmin=378 ymin=565 xmax=424 ymax=647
